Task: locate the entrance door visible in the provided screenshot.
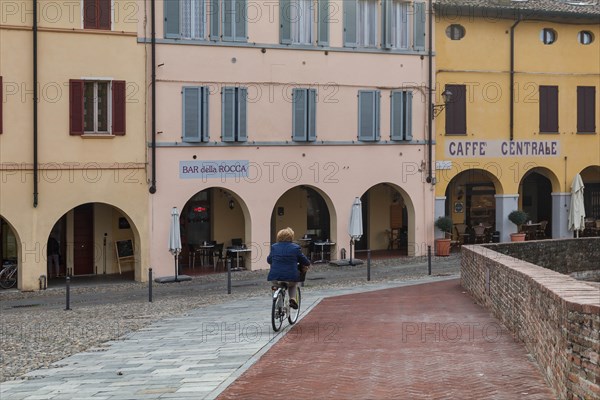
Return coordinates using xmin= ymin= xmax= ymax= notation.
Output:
xmin=74 ymin=204 xmax=94 ymax=275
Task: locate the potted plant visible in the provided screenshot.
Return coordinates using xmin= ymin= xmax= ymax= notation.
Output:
xmin=434 ymin=216 xmax=454 ymax=256
xmin=508 ymin=210 xmax=529 ymax=242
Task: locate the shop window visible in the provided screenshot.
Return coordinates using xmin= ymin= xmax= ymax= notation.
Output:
xmin=182 ymin=86 xmax=210 ymax=142
xmin=445 ymin=84 xmax=466 ymax=135
xmin=292 ymin=88 xmax=317 ymax=142
xmin=84 ymin=0 xmax=111 ymax=30
xmin=222 ymin=87 xmax=247 ymax=142
xmin=358 ymin=90 xmax=380 ymax=141
xmin=577 ymin=86 xmax=596 ymax=133
xmin=540 ymin=28 xmax=557 ymax=45
xmin=69 ymin=80 xmax=126 ymax=135
xmin=539 ymin=85 xmax=558 ymax=133
xmin=578 ymin=31 xmax=594 ymax=45
xmin=446 ymin=24 xmax=465 ymax=40
xmin=390 ymin=90 xmax=413 ymax=141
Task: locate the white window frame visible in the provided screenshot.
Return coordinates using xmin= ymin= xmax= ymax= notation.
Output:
xmin=290 ymin=0 xmax=314 ymax=44
xmin=391 ymin=0 xmax=409 ymax=49
xmin=181 ymin=0 xmax=206 ymax=39
xmin=83 ymin=80 xmax=112 ymax=134
xmin=358 ymin=0 xmax=377 ymax=47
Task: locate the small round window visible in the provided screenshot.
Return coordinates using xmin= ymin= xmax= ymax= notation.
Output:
xmin=578 ymin=31 xmax=594 ymax=45
xmin=540 ymin=28 xmax=557 ymax=45
xmin=446 ymin=24 xmax=466 ymax=40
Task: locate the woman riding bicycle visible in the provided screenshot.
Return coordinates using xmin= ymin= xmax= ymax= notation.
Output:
xmin=267 ymin=227 xmax=311 ymax=309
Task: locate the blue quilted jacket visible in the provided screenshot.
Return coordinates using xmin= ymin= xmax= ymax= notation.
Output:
xmin=267 ymin=242 xmax=311 ymax=282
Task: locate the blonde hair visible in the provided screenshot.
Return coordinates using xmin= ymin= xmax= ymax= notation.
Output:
xmin=276 ymin=227 xmax=295 ymax=242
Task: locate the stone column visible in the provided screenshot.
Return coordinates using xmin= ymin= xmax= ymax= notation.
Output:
xmin=434 ymin=196 xmax=446 ymax=239
xmin=552 ymin=192 xmax=571 ymax=239
xmin=495 ymin=194 xmax=519 ymax=242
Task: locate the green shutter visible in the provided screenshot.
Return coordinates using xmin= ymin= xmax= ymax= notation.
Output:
xmin=234 ymin=0 xmax=247 ymax=41
xmin=280 ymin=0 xmax=292 ymax=44
xmin=183 ymin=87 xmax=201 ymax=142
xmin=413 ymin=2 xmax=426 ymax=50
xmin=201 ymin=87 xmax=210 ymax=142
xmin=222 ymin=0 xmax=234 ymax=41
xmin=405 ymin=91 xmax=413 ymax=140
xmin=222 ymin=87 xmax=236 ymax=141
xmin=164 ymin=0 xmax=180 ymax=38
xmin=308 ymin=89 xmax=317 ymax=141
xmin=209 ymin=0 xmax=220 ymax=40
xmin=344 ymin=0 xmax=357 ymax=47
xmin=317 ymin=0 xmax=329 ymax=46
xmin=237 ymin=88 xmax=247 ymax=141
xmin=390 ymin=91 xmax=404 ymax=141
xmin=382 ymin=0 xmax=392 ymax=49
xmin=292 ymin=89 xmax=307 ymax=141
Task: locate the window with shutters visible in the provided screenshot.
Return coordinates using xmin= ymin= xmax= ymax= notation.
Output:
xmin=358 ymin=0 xmax=377 ymax=47
xmin=182 ymin=87 xmax=210 ymax=142
xmin=577 ymin=86 xmax=596 ymax=133
xmin=221 ymin=87 xmax=247 ymax=142
xmin=84 ymin=0 xmax=111 ymax=30
xmin=292 ymin=89 xmax=317 ymax=142
xmin=539 ymin=85 xmax=558 ymax=133
xmin=358 ymin=90 xmax=380 ymax=141
xmin=69 ymin=80 xmax=126 ymax=136
xmin=390 ymin=91 xmax=412 ymax=141
xmin=381 ymin=1 xmax=425 ymax=50
xmin=165 ymin=0 xmax=246 ymax=42
xmin=281 ymin=0 xmax=329 ymax=46
xmin=391 ymin=1 xmax=409 ymax=49
xmin=445 ymin=84 xmax=466 ymax=135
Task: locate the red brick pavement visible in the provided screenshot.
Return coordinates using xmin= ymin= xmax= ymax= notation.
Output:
xmin=218 ymin=280 xmax=556 ymax=400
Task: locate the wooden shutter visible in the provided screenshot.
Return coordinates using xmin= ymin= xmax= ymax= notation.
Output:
xmin=280 ymin=0 xmax=292 ymax=44
xmin=539 ymin=85 xmax=558 ymax=133
xmin=405 ymin=91 xmax=413 ymax=140
xmin=292 ymin=89 xmax=307 ymax=141
xmin=209 ymin=0 xmax=220 ymax=39
xmin=237 ymin=88 xmax=247 ymax=141
xmin=0 ymin=76 xmax=3 ymax=134
xmin=222 ymin=87 xmax=236 ymax=141
xmin=164 ymin=0 xmax=181 ymax=38
xmin=445 ymin=84 xmax=466 ymax=135
xmin=69 ymin=80 xmax=85 ymax=135
xmin=344 ymin=0 xmax=358 ymax=47
xmin=382 ymin=0 xmax=392 ymax=49
xmin=112 ymin=81 xmax=126 ymax=135
xmin=317 ymin=0 xmax=329 ymax=46
xmin=308 ymin=89 xmax=317 ymax=141
xmin=578 ymin=86 xmax=596 ymax=133
xmin=358 ymin=90 xmax=378 ymax=141
xmin=98 ymin=0 xmax=111 ymax=30
xmin=83 ymin=0 xmax=96 ymax=29
xmin=222 ymin=0 xmax=234 ymax=41
xmin=201 ymin=87 xmax=210 ymax=141
xmin=183 ymin=87 xmax=200 ymax=142
xmin=375 ymin=92 xmax=380 ymax=141
xmin=234 ymin=0 xmax=246 ymax=41
xmin=413 ymin=2 xmax=426 ymax=50
xmin=391 ymin=91 xmax=404 ymax=141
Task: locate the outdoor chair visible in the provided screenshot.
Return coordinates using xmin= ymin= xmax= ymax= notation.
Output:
xmin=212 ymin=243 xmax=226 ymax=272
xmin=536 ymin=221 xmax=548 ymax=239
xmin=473 ymin=225 xmax=486 ymax=243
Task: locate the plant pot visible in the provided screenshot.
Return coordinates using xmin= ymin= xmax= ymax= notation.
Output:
xmin=510 ymin=233 xmax=526 ymax=242
xmin=435 ymin=238 xmax=451 ymax=256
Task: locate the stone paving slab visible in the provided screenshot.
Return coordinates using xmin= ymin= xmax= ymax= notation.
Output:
xmin=0 ymin=276 xmax=458 ymax=400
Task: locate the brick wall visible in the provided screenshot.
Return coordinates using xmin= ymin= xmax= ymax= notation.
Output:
xmin=461 ymin=243 xmax=600 ymax=400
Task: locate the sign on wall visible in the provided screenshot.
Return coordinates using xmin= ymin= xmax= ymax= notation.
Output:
xmin=445 ymin=140 xmax=560 ymax=158
xmin=180 ymin=160 xmax=249 ymax=179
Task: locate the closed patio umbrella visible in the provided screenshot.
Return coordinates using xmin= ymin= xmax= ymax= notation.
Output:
xmin=169 ymin=207 xmax=182 ymax=281
xmin=348 ymin=197 xmax=363 ymax=265
xmin=568 ymin=174 xmax=586 ymax=238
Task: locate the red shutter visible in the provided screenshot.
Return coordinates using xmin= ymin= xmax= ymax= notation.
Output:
xmin=112 ymin=81 xmax=126 ymax=135
xmin=99 ymin=0 xmax=111 ymax=30
xmin=539 ymin=86 xmax=548 ymax=132
xmin=0 ymin=76 xmax=3 ymax=134
xmin=69 ymin=80 xmax=84 ymax=135
xmin=445 ymin=84 xmax=466 ymax=135
xmin=83 ymin=0 xmax=96 ymax=29
xmin=578 ymin=86 xmax=596 ymax=133
xmin=540 ymin=85 xmax=558 ymax=133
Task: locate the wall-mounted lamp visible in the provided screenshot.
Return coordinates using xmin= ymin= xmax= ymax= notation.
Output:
xmin=228 ymin=199 xmax=235 ymax=210
xmin=432 ymin=90 xmax=453 ymax=119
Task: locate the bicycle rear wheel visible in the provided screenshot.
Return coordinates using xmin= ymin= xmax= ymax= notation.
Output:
xmin=288 ymin=286 xmax=301 ymax=325
xmin=0 ymin=268 xmax=17 ymax=289
xmin=271 ymin=290 xmax=285 ymax=332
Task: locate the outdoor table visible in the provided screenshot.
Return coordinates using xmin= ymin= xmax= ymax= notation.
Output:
xmin=522 ymin=223 xmax=540 ymax=240
xmin=313 ymin=241 xmax=336 ymax=263
xmin=298 ymin=237 xmax=312 ymax=257
xmin=227 ymin=247 xmax=251 ymax=270
xmin=196 ymin=243 xmax=214 ymax=267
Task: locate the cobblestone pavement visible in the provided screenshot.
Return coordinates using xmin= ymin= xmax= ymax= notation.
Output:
xmin=219 ymin=280 xmax=556 ymax=400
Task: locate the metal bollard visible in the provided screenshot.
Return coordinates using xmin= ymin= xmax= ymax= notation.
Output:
xmin=367 ymin=249 xmax=371 ymax=281
xmin=227 ymin=258 xmax=232 ymax=294
xmin=65 ymin=276 xmax=71 ymax=310
xmin=427 ymin=245 xmax=432 ymax=276
xmin=148 ymin=268 xmax=153 ymax=303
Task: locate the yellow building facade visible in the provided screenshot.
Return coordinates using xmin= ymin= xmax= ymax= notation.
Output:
xmin=433 ymin=1 xmax=600 ymax=242
xmin=0 ymin=0 xmax=149 ymax=290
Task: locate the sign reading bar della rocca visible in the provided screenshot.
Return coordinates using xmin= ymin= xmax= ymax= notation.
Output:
xmin=445 ymin=140 xmax=560 ymax=158
xmin=180 ymin=160 xmax=249 ymax=179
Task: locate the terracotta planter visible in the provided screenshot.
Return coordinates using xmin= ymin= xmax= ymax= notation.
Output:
xmin=435 ymin=238 xmax=451 ymax=256
xmin=510 ymin=233 xmax=526 ymax=242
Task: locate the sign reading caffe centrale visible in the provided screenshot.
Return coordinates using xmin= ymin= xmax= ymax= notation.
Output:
xmin=445 ymin=140 xmax=560 ymax=158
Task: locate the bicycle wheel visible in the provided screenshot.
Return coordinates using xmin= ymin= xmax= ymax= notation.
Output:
xmin=271 ymin=290 xmax=285 ymax=332
xmin=288 ymin=286 xmax=301 ymax=325
xmin=0 ymin=268 xmax=16 ymax=289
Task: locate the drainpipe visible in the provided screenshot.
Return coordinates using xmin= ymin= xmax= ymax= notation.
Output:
xmin=149 ymin=0 xmax=157 ymax=194
xmin=426 ymin=0 xmax=433 ymax=184
xmin=510 ymin=15 xmax=522 ymax=142
xmin=33 ymin=0 xmax=39 ymax=207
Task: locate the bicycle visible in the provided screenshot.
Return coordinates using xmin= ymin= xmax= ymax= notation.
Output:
xmin=0 ymin=261 xmax=18 ymax=289
xmin=271 ymin=282 xmax=301 ymax=332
